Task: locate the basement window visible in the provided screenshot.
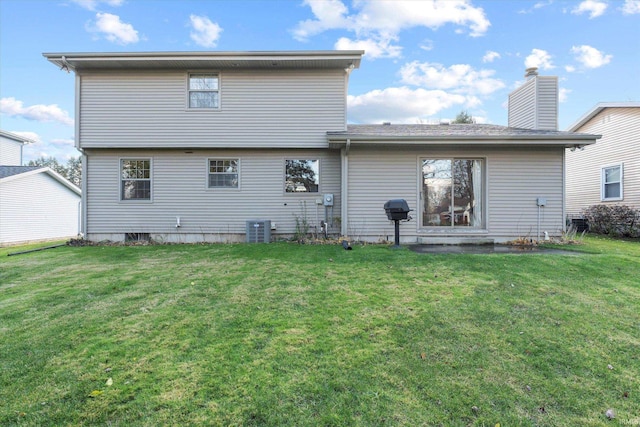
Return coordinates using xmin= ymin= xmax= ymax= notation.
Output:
xmin=125 ymin=233 xmax=150 ymax=243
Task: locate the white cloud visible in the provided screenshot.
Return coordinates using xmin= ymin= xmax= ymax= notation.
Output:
xmin=70 ymin=0 xmax=124 ymax=11
xmin=87 ymin=12 xmax=139 ymax=44
xmin=189 ymin=14 xmax=223 ymax=48
xmin=571 ymin=0 xmax=608 ymax=18
xmin=482 ymin=50 xmax=501 ymax=63
xmin=335 ymin=36 xmax=402 ymax=59
xmin=292 ymin=0 xmax=351 ymax=41
xmin=293 ymin=0 xmax=490 ymax=58
xmin=565 ymin=65 xmax=576 ymax=72
xmin=347 ymin=87 xmax=472 ymax=123
xmin=419 ymin=39 xmax=434 ymax=52
xmin=622 ymin=0 xmax=640 ymax=14
xmin=400 ymin=61 xmax=505 ymax=95
xmin=0 ymin=97 xmax=74 ymax=126
xmin=525 ymin=49 xmax=555 ymax=70
xmin=571 ymin=45 xmax=612 ymax=68
xmin=559 ymin=87 xmax=571 ymax=102
xmin=518 ymin=0 xmax=554 ymax=14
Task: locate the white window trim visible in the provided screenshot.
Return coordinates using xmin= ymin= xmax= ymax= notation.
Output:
xmin=601 ymin=163 xmax=623 ymax=201
xmin=186 ymin=71 xmax=221 ymax=110
xmin=206 ymin=158 xmax=240 ymax=190
xmin=119 ymin=158 xmax=153 ymax=203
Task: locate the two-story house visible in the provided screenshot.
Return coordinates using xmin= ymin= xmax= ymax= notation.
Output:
xmin=44 ymin=51 xmax=598 ymax=244
xmin=566 ymin=102 xmax=640 ymax=216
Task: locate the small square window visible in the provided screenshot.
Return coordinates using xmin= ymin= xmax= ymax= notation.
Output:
xmin=602 ymin=164 xmax=623 ymax=201
xmin=285 ymin=159 xmax=319 ymax=193
xmin=208 ymin=159 xmax=238 ymax=188
xmin=188 ymin=73 xmax=219 ymax=109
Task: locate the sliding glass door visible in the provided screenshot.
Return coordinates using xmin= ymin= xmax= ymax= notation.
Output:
xmin=422 ymin=159 xmax=483 ymax=228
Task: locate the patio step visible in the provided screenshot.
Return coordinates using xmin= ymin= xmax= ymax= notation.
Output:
xmin=416 ymin=236 xmax=495 ymax=245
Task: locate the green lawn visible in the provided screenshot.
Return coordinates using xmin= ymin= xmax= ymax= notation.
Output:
xmin=1 ymin=237 xmax=638 ymax=426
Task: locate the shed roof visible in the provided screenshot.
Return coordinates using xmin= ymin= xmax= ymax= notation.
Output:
xmin=0 ymin=130 xmax=36 ymax=144
xmin=0 ymin=166 xmax=81 ymax=196
xmin=567 ymin=102 xmax=640 ymax=132
xmin=0 ymin=166 xmax=43 ymax=179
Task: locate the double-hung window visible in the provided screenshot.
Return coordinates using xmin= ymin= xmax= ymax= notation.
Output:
xmin=121 ymin=159 xmax=151 ymax=200
xmin=208 ymin=159 xmax=239 ymax=188
xmin=188 ymin=73 xmax=219 ymax=109
xmin=602 ymin=164 xmax=623 ymax=201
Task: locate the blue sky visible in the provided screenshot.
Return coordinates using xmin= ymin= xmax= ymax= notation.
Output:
xmin=1 ymin=0 xmax=639 ymax=163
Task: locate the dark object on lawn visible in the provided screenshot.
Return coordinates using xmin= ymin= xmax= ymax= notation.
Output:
xmin=384 ymin=199 xmax=412 ymax=247
xmin=342 ymin=240 xmax=352 ymax=250
xmin=7 ymin=243 xmax=66 ymax=257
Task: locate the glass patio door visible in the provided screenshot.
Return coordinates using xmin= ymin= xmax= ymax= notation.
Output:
xmin=422 ymin=159 xmax=483 ymax=228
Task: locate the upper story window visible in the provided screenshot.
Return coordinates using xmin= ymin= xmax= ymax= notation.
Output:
xmin=188 ymin=73 xmax=219 ymax=109
xmin=121 ymin=159 xmax=151 ymax=200
xmin=602 ymin=164 xmax=623 ymax=201
xmin=208 ymin=159 xmax=239 ymax=188
xmin=285 ymin=159 xmax=319 ymax=193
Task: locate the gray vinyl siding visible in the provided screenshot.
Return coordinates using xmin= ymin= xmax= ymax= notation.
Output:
xmin=83 ymin=149 xmax=341 ymax=241
xmin=508 ymin=79 xmax=536 ymax=129
xmin=0 ymin=172 xmax=80 ymax=244
xmin=78 ymin=69 xmax=346 ymax=149
xmin=345 ymin=145 xmax=564 ymax=243
xmin=566 ymin=107 xmax=640 ymax=214
xmin=508 ymin=76 xmax=558 ymax=130
xmin=0 ymin=136 xmax=22 ymax=165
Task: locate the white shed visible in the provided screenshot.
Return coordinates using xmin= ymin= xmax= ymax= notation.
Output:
xmin=0 ymin=166 xmax=82 ymax=245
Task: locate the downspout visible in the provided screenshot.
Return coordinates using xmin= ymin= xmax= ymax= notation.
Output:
xmin=562 ymin=146 xmax=566 ymax=233
xmin=341 ymin=138 xmax=350 ymax=237
xmin=75 ymin=73 xmax=88 ymax=238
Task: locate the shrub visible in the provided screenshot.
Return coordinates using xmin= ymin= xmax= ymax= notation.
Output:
xmin=582 ymin=204 xmax=640 ymax=237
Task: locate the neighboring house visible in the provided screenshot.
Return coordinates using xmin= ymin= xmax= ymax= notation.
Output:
xmin=0 ymin=130 xmax=82 ymax=245
xmin=0 ymin=130 xmax=34 ymax=165
xmin=43 ymin=52 xmax=598 ymax=244
xmin=566 ymin=102 xmax=640 ymax=216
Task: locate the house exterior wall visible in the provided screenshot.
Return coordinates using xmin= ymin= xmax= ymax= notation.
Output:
xmin=78 ymin=69 xmax=347 ymax=149
xmin=345 ymin=145 xmax=565 ymax=243
xmin=0 ymin=135 xmax=22 ymax=165
xmin=0 ymin=172 xmax=81 ymax=244
xmin=508 ymin=76 xmax=558 ymax=131
xmin=83 ymin=148 xmax=341 ymax=242
xmin=566 ymin=107 xmax=640 ymax=215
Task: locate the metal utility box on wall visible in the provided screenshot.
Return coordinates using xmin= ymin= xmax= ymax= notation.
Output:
xmin=246 ymin=220 xmax=271 ymax=243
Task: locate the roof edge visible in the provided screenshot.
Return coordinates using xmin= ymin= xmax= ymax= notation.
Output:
xmin=43 ymin=50 xmax=364 ymax=71
xmin=0 ymin=167 xmax=81 ymax=195
xmin=0 ymin=130 xmax=36 ymax=144
xmin=567 ymin=101 xmax=640 ymax=132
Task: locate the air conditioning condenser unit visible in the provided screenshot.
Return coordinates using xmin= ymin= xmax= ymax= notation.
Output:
xmin=246 ymin=220 xmax=271 ymax=243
